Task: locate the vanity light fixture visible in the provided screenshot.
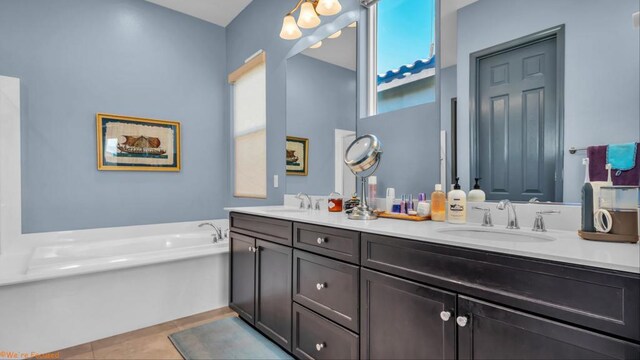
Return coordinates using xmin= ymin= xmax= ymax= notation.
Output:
xmin=298 ymin=1 xmax=321 ymax=28
xmin=279 ymin=0 xmax=343 ymax=40
xmin=310 ymin=41 xmax=323 ymax=49
xmin=328 ymin=30 xmax=342 ymax=39
xmin=348 ymin=21 xmax=357 ymax=28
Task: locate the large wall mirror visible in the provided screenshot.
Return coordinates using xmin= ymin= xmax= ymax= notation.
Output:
xmin=443 ymin=0 xmax=639 ymax=203
xmin=285 ymin=22 xmax=358 ymax=197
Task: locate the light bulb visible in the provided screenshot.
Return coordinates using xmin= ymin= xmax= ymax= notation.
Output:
xmin=316 ymin=0 xmax=342 ymax=16
xmin=348 ymin=22 xmax=357 ymax=28
xmin=297 ymin=1 xmax=321 ymax=29
xmin=310 ymin=41 xmax=323 ymax=49
xmin=328 ymin=30 xmax=342 ymax=39
xmin=280 ymin=15 xmax=302 ymax=40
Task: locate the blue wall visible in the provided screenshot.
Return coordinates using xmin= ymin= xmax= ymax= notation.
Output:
xmin=286 ymin=55 xmax=356 ymax=195
xmin=0 ymin=0 xmax=228 ymax=233
xmin=225 ymin=0 xmax=362 ymax=207
xmin=357 ymin=102 xmax=441 ymax=197
xmin=456 ymin=0 xmax=640 ymax=201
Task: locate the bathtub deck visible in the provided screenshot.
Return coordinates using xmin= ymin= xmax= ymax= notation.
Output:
xmin=46 ymin=307 xmax=236 ymax=359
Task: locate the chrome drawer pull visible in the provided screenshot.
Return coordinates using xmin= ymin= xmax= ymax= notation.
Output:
xmin=316 ymin=343 xmax=325 ymax=351
xmin=316 ymin=237 xmax=326 ymax=244
xmin=316 ymin=282 xmax=326 ymax=290
xmin=440 ymin=311 xmax=451 ymax=322
xmin=456 ymin=316 xmax=468 ymax=327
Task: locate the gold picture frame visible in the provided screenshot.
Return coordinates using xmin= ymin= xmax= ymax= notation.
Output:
xmin=96 ymin=113 xmax=181 ymax=171
xmin=286 ymin=136 xmax=309 ymax=176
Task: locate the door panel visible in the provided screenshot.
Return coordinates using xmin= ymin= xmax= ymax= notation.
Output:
xmin=255 ymin=239 xmax=293 ymax=351
xmin=457 ymin=296 xmax=640 ymax=360
xmin=361 ymin=268 xmax=456 ymax=360
xmin=478 ymin=36 xmax=558 ymax=201
xmin=229 ymin=232 xmax=256 ymax=323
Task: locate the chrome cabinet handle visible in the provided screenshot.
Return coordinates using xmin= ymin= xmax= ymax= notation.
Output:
xmin=456 ymin=316 xmax=468 ymax=327
xmin=316 ymin=282 xmax=326 ymax=290
xmin=440 ymin=311 xmax=451 ymax=322
xmin=316 ymin=237 xmax=326 ymax=244
xmin=315 ymin=343 xmax=325 ymax=351
xmin=247 ymin=246 xmax=258 ymax=253
xmin=248 ymin=246 xmax=253 ymax=252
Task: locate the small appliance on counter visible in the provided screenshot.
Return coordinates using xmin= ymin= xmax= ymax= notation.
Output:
xmin=579 ymin=185 xmax=639 ymax=243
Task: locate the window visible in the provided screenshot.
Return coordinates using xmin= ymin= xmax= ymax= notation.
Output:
xmin=369 ymin=0 xmax=436 ymax=115
xmin=229 ymin=52 xmax=267 ymax=198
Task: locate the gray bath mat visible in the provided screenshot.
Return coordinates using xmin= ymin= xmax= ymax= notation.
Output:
xmin=168 ymin=316 xmax=293 ymax=360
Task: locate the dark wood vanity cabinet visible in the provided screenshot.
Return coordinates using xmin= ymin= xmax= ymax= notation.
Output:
xmin=360 ymin=268 xmax=456 ymax=360
xmin=229 ymin=232 xmax=255 ymax=322
xmin=457 ymin=296 xmax=640 ymax=360
xmin=230 ymin=213 xmax=640 ymax=359
xmin=229 ymin=214 xmax=293 ymax=351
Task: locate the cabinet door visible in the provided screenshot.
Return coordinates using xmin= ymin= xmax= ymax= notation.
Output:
xmin=457 ymin=296 xmax=640 ymax=360
xmin=361 ymin=268 xmax=456 ymax=360
xmin=255 ymin=239 xmax=293 ymax=351
xmin=229 ymin=232 xmax=256 ymax=324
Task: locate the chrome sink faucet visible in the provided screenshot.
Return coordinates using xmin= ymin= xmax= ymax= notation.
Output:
xmin=199 ymin=222 xmax=223 ymax=243
xmin=296 ymin=192 xmax=312 ymax=209
xmin=496 ymin=200 xmax=519 ymax=229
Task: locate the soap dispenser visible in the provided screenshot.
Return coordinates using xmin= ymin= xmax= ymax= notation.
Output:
xmin=468 ymin=178 xmax=486 ymax=202
xmin=447 ymin=177 xmax=467 ymax=224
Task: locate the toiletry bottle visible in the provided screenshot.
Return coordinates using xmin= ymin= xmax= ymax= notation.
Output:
xmin=417 ymin=193 xmax=431 ymax=217
xmin=408 ymin=194 xmax=414 ymax=212
xmin=400 ymin=195 xmax=407 ymax=214
xmin=430 ymin=184 xmax=446 ymax=221
xmin=328 ymin=192 xmax=343 ymax=213
xmin=581 ymin=159 xmax=595 ymax=232
xmin=447 ymin=177 xmax=467 ymax=224
xmin=468 ymin=178 xmax=486 ymax=202
xmin=368 ymin=176 xmax=378 ymax=210
xmin=385 ymin=188 xmax=395 ymax=213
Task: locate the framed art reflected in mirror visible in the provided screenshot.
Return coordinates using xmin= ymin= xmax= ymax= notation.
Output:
xmin=286 ymin=136 xmax=309 ymax=176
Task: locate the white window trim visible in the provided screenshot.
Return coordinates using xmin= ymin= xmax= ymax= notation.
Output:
xmin=367 ymin=3 xmax=378 ymax=116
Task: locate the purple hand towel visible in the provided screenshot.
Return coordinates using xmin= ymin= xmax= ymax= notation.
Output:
xmin=587 ymin=143 xmax=640 ymax=185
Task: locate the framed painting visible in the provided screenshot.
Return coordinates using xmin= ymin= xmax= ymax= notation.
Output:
xmin=96 ymin=113 xmax=181 ymax=171
xmin=286 ymin=136 xmax=308 ymax=176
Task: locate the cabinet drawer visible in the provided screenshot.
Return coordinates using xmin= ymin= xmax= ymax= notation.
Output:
xmin=230 ymin=212 xmax=292 ymax=246
xmin=293 ymin=250 xmax=359 ymax=332
xmin=294 ymin=222 xmax=359 ymax=264
xmin=293 ymin=303 xmax=359 ymax=360
xmin=362 ymin=233 xmax=640 ymax=342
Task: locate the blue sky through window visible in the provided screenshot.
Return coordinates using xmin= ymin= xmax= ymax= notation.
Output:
xmin=377 ymin=0 xmax=435 ymax=74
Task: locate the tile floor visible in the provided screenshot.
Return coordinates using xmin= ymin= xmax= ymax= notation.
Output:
xmin=47 ymin=307 xmax=236 ymax=359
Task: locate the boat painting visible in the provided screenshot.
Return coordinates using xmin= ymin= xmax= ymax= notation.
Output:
xmin=97 ymin=113 xmax=181 ymax=171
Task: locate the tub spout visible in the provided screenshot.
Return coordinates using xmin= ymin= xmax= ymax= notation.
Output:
xmin=199 ymin=222 xmax=222 ymax=243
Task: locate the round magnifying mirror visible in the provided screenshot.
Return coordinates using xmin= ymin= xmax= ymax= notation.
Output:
xmin=344 ymin=134 xmax=382 ymax=220
xmin=345 ymin=134 xmax=382 ymax=174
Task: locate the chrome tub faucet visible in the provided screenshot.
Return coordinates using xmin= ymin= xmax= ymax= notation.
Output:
xmin=199 ymin=222 xmax=223 ymax=243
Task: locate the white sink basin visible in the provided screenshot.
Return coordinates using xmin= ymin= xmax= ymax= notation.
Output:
xmin=437 ymin=227 xmax=554 ymax=243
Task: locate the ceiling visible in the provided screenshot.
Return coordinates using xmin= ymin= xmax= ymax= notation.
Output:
xmin=301 ymin=25 xmax=358 ymax=71
xmin=145 ymin=0 xmax=253 ymax=27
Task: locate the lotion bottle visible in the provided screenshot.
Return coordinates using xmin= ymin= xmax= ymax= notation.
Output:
xmin=447 ymin=177 xmax=467 ymax=224
xmin=468 ymin=178 xmax=486 ymax=202
xmin=430 ymin=185 xmax=446 ymax=221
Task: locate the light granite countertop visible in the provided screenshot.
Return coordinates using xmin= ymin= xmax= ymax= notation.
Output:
xmin=226 ymin=206 xmax=640 ymax=274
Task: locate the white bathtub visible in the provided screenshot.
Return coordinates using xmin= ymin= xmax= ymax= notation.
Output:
xmin=27 ymin=232 xmax=227 ymax=275
xmin=0 ymin=220 xmax=230 ymax=356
